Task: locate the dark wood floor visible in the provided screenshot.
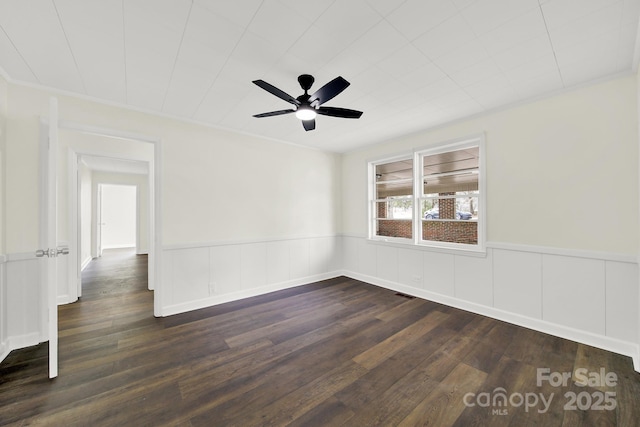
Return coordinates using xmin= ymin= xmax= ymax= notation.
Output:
xmin=1 ymin=249 xmax=639 ymax=426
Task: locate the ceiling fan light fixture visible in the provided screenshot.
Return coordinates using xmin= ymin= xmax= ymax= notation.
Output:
xmin=295 ymin=106 xmax=316 ymax=120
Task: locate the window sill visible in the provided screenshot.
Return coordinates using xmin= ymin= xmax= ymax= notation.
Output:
xmin=367 ymin=237 xmax=487 ymax=258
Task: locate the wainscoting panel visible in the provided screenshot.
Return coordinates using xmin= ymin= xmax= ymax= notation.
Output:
xmin=266 ymin=241 xmax=290 ymax=285
xmin=397 ymin=248 xmax=423 ymax=288
xmin=493 ymin=249 xmax=543 ymax=319
xmin=423 ymin=250 xmax=455 ymax=296
xmin=605 ymin=260 xmax=639 ymax=342
xmin=357 ymin=238 xmax=377 ymax=277
xmin=171 ymin=247 xmax=209 ymax=305
xmin=162 ymin=236 xmax=343 ymax=316
xmin=454 ymin=250 xmax=493 ymax=307
xmin=341 ymin=236 xmax=639 ymax=370
xmin=5 ymin=257 xmax=43 ymax=351
xmin=309 ymin=236 xmax=334 ymax=276
xmin=240 ymin=243 xmax=268 ymax=290
xmin=542 ymin=254 xmax=606 ymax=335
xmin=289 ymin=239 xmax=309 ymax=280
xmin=343 ymin=236 xmax=358 ymax=272
xmin=376 ymin=245 xmax=398 ymax=283
xmin=210 ymin=245 xmax=241 ymax=295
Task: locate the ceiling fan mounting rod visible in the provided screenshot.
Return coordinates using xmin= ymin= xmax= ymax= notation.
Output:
xmin=298 ymin=74 xmax=315 ymax=93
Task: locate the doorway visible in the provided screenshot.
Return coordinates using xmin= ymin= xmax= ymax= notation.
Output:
xmin=60 ymin=123 xmax=162 ymax=318
xmin=74 ymin=153 xmax=153 ymax=302
xmin=97 ymin=184 xmax=137 ymax=255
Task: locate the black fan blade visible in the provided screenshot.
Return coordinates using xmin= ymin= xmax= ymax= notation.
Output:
xmin=253 ymin=109 xmax=295 ymax=118
xmin=302 ymin=119 xmax=316 ymax=131
xmin=253 ymin=80 xmax=300 ymax=105
xmin=317 ymin=106 xmax=363 ymax=119
xmin=309 ymin=76 xmax=350 ymax=106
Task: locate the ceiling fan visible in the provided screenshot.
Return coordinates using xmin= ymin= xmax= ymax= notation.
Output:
xmin=252 ymin=74 xmax=363 ymax=131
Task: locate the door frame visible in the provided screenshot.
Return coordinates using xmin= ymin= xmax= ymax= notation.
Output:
xmin=72 ymin=156 xmax=148 ymax=299
xmin=39 ymin=98 xmax=59 ymax=378
xmin=47 ymin=119 xmax=163 ymax=317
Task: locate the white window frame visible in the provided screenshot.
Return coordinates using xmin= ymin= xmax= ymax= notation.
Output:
xmin=368 ymin=153 xmax=414 ymax=244
xmin=368 ymin=135 xmax=486 ymax=254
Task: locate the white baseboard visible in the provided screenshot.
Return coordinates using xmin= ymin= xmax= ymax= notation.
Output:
xmin=7 ymin=332 xmax=43 ymax=354
xmin=162 ymin=271 xmax=340 ymax=317
xmin=57 ymin=294 xmax=78 ymax=305
xmin=342 ymin=270 xmax=640 ymax=372
xmin=102 ymin=244 xmax=136 ymax=250
xmin=0 ymin=333 xmax=46 ymax=365
xmin=0 ymin=341 xmax=9 ymax=364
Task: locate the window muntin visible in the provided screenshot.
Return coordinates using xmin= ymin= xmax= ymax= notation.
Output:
xmin=369 ymin=138 xmax=484 ymax=251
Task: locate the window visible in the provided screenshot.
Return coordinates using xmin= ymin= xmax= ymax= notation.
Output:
xmin=370 ymin=157 xmax=413 ymax=241
xmin=369 ymin=136 xmax=485 ymax=252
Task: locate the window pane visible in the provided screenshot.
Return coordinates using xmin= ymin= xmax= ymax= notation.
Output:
xmin=422 ymin=146 xmax=478 ymax=195
xmin=422 ymin=219 xmax=477 ymax=244
xmin=375 ymin=159 xmax=413 ymax=199
xmin=421 ymin=194 xmax=478 ymax=220
xmin=374 ymin=199 xmax=413 ymax=220
xmin=420 ymin=146 xmax=480 ymax=245
xmin=373 ymin=158 xmax=413 ymax=239
xmin=374 ymin=199 xmax=413 ymax=239
xmin=456 ymin=195 xmax=478 ymax=220
xmin=376 ymin=219 xmax=413 ymax=239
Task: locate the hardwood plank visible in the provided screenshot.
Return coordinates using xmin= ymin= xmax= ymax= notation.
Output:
xmin=375 ymin=296 xmax=430 ymax=322
xmin=194 ymin=361 xmax=368 ymax=427
xmin=286 ymin=396 xmax=355 ymax=427
xmin=398 ymin=362 xmax=487 ymax=426
xmin=608 ymin=351 xmax=640 ymax=427
xmin=335 ymin=326 xmax=458 ymax=411
xmin=352 ymin=309 xmax=449 ymax=369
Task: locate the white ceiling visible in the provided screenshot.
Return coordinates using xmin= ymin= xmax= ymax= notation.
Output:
xmin=1 ymin=0 xmax=638 ymax=152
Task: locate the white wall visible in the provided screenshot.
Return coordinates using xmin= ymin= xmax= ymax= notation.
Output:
xmin=99 ymin=184 xmax=136 ymax=250
xmin=4 ymin=83 xmax=341 ymax=253
xmin=160 ymin=122 xmax=341 ymax=246
xmin=341 ymin=75 xmax=640 ymax=367
xmin=343 ymin=76 xmax=639 ymax=255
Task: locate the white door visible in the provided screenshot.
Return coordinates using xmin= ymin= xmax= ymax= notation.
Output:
xmin=37 ymin=97 xmax=66 ymax=379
